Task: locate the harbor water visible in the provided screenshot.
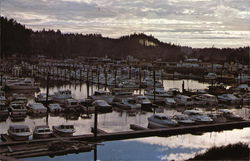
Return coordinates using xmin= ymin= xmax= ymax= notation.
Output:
xmin=1 ymin=79 xmax=250 ymax=161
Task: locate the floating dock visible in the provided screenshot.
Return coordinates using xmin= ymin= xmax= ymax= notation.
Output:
xmin=1 ymin=120 xmax=250 ymax=159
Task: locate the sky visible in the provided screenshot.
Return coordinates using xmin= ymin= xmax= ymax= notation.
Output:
xmin=1 ymin=0 xmax=250 ymax=48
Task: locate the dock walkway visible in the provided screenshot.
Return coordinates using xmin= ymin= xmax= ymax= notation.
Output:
xmin=1 ymin=120 xmax=250 ymax=159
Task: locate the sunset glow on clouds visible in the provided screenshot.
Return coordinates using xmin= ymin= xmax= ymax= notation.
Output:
xmin=1 ymin=0 xmax=250 ymax=47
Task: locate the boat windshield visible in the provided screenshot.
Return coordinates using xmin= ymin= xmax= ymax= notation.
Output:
xmin=70 ymin=102 xmax=78 ymax=105
xmin=38 ymin=129 xmax=50 ymax=133
xmin=128 ymin=100 xmax=136 ymax=104
xmin=15 ymin=128 xmax=30 ymax=133
xmin=61 ymin=125 xmax=73 ymax=129
xmin=155 ymin=115 xmax=169 ymax=120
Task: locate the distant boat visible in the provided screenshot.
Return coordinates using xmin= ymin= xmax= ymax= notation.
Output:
xmin=175 ymin=94 xmax=193 ymax=106
xmin=217 ymin=94 xmax=240 ymax=104
xmin=121 ymin=97 xmax=141 ymax=110
xmin=6 ymin=78 xmax=39 ymax=90
xmin=164 ymin=97 xmax=177 ymax=107
xmin=204 ymin=73 xmax=217 ymax=80
xmin=90 ymin=90 xmax=114 ymax=104
xmin=135 ymin=95 xmax=152 ymax=111
xmin=52 ymin=89 xmax=72 ymax=104
xmin=35 ymin=93 xmax=53 ymax=104
xmin=92 ymin=100 xmax=112 ymax=113
xmin=27 ymin=103 xmax=47 ymax=115
xmin=62 ymin=99 xmax=80 ymax=111
xmin=48 ymin=103 xmax=63 ymax=113
xmin=8 ymin=124 xmax=31 ymax=141
xmin=144 ymin=88 xmax=172 ymax=103
xmin=52 ymin=124 xmax=76 ymax=137
xmin=192 ymin=94 xmax=218 ymax=106
xmin=173 ymin=114 xmax=195 ymax=125
xmin=33 ymin=125 xmax=52 ymax=139
xmin=218 ymin=109 xmax=244 ymax=121
xmin=141 ymin=77 xmax=163 ymax=88
xmin=9 ymin=102 xmax=27 ymax=118
xmin=183 ymin=110 xmax=213 ymax=124
xmin=10 ymin=93 xmax=28 ymax=105
xmin=118 ymin=80 xmax=140 ymax=89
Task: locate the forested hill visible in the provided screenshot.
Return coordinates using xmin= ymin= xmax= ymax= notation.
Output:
xmin=1 ymin=16 xmax=183 ymax=61
xmin=1 ymin=16 xmax=249 ymax=64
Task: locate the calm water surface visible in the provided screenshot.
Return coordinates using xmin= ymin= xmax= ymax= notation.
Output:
xmin=1 ymin=79 xmax=249 ymax=161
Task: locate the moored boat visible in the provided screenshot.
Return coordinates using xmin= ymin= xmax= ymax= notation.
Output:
xmin=33 ymin=125 xmax=52 ymax=139
xmin=52 ymin=89 xmax=72 ymax=104
xmin=90 ymin=90 xmax=114 ymax=104
xmin=26 ymin=103 xmax=47 ymax=115
xmin=173 ymin=114 xmax=196 ymax=125
xmin=52 ymin=124 xmax=76 ymax=137
xmin=92 ymin=100 xmax=112 ymax=113
xmin=35 ymin=93 xmax=53 ymax=104
xmin=183 ymin=110 xmax=213 ymax=124
xmin=48 ymin=103 xmax=63 ymax=113
xmin=218 ymin=109 xmax=244 ymax=121
xmin=8 ymin=124 xmax=31 ymax=141
xmin=6 ymin=78 xmax=39 ymax=90
xmin=9 ymin=102 xmax=27 ymax=119
xmin=148 ymin=114 xmax=178 ymax=128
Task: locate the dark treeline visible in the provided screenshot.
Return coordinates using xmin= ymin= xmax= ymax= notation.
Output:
xmin=192 ymin=47 xmax=250 ymax=64
xmin=1 ymin=16 xmax=249 ymax=63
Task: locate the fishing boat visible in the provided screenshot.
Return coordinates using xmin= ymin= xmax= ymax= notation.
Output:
xmin=217 ymin=94 xmax=240 ymax=104
xmin=118 ymin=80 xmax=140 ymax=89
xmin=113 ymin=97 xmax=141 ymax=110
xmin=9 ymin=102 xmax=27 ymax=118
xmin=218 ymin=109 xmax=244 ymax=121
xmin=90 ymin=90 xmax=114 ymax=104
xmin=164 ymin=97 xmax=177 ymax=107
xmin=135 ymin=95 xmax=153 ymax=111
xmin=173 ymin=114 xmax=196 ymax=125
xmin=33 ymin=125 xmax=52 ymax=139
xmin=141 ymin=77 xmax=163 ymax=88
xmin=52 ymin=124 xmax=76 ymax=137
xmin=175 ymin=94 xmax=193 ymax=106
xmin=193 ymin=94 xmax=218 ymax=106
xmin=148 ymin=114 xmax=178 ymax=128
xmin=92 ymin=100 xmax=112 ymax=113
xmin=6 ymin=78 xmax=39 ymax=90
xmin=144 ymin=88 xmax=172 ymax=103
xmin=10 ymin=93 xmax=28 ymax=105
xmin=183 ymin=110 xmax=213 ymax=124
xmin=204 ymin=72 xmax=217 ymax=80
xmin=48 ymin=103 xmax=63 ymax=113
xmin=26 ymin=103 xmax=47 ymax=115
xmin=52 ymin=89 xmax=72 ymax=104
xmin=62 ymin=99 xmax=80 ymax=111
xmin=121 ymin=97 xmax=141 ymax=110
xmin=35 ymin=93 xmax=53 ymax=104
xmin=8 ymin=125 xmax=32 ymax=141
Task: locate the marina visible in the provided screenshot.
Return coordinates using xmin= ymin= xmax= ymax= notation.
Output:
xmin=0 ymin=73 xmax=250 ymax=160
xmin=1 ymin=3 xmax=250 ymax=159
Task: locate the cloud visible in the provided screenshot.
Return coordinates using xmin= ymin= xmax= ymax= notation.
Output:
xmin=1 ymin=0 xmax=249 ymax=48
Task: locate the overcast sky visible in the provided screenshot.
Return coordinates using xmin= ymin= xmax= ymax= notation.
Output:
xmin=1 ymin=0 xmax=250 ymax=48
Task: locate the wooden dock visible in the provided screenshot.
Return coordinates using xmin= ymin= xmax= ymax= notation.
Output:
xmin=1 ymin=120 xmax=250 ymax=159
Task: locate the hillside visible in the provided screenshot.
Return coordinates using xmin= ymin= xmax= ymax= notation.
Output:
xmin=1 ymin=17 xmax=183 ymax=61
xmin=1 ymin=16 xmax=249 ymax=64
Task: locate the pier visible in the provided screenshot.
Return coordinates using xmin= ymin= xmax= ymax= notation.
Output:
xmin=1 ymin=120 xmax=250 ymax=159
